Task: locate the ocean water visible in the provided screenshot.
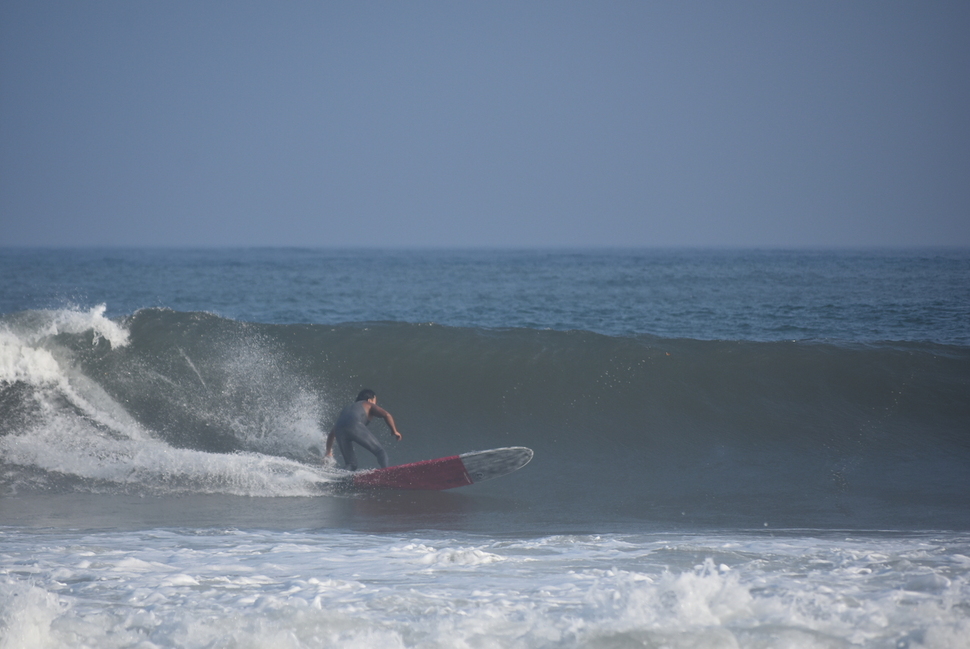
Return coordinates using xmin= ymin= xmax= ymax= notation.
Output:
xmin=1 ymin=248 xmax=969 ymax=648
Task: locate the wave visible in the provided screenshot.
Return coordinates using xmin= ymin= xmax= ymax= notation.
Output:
xmin=2 ymin=307 xmax=968 ymax=528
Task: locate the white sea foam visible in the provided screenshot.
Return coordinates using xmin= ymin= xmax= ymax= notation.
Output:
xmin=1 ymin=412 xmax=334 ymax=496
xmin=1 ymin=306 xmax=339 ymax=497
xmin=0 ymin=329 xmax=63 ymax=385
xmin=1 ymin=305 xmax=134 ymax=426
xmin=3 ymin=304 xmax=129 ymax=351
xmin=397 ymin=542 xmax=506 ymax=566
xmin=0 ymin=580 xmax=67 ymax=649
xmin=1 ymin=530 xmax=967 ymax=649
xmin=1 ymin=388 xmax=331 ymax=497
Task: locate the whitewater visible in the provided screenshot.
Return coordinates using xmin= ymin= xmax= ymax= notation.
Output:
xmin=2 ymin=248 xmax=969 ymax=648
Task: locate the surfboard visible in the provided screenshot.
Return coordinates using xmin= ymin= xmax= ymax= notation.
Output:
xmin=350 ymin=447 xmax=533 ymax=490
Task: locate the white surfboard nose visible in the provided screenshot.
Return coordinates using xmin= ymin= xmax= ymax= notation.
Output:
xmin=460 ymin=447 xmax=534 ymax=484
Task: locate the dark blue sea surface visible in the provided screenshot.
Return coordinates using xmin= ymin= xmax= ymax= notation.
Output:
xmin=3 ymin=247 xmax=969 ymax=342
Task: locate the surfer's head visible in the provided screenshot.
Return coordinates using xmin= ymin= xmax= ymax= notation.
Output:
xmin=356 ymin=389 xmax=377 ymax=402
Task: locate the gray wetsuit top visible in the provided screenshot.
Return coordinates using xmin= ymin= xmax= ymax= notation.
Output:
xmin=332 ymin=401 xmax=389 ymax=470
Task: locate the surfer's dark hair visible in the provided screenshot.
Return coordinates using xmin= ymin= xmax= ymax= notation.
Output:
xmin=356 ymin=389 xmax=376 ymax=402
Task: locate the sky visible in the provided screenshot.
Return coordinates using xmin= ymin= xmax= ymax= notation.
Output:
xmin=1 ymin=1 xmax=968 ymax=248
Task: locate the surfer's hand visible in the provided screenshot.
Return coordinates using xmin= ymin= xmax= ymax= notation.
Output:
xmin=393 ymin=431 xmax=402 ymax=441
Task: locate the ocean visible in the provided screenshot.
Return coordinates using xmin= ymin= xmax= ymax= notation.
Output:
xmin=1 ymin=248 xmax=968 ymax=648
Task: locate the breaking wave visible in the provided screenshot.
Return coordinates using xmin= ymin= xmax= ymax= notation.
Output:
xmin=2 ymin=307 xmax=968 ymax=528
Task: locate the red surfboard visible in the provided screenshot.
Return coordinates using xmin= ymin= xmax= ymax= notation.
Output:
xmin=351 ymin=447 xmax=533 ymax=491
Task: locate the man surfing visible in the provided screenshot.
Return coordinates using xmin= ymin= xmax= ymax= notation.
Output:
xmin=325 ymin=389 xmax=402 ymax=470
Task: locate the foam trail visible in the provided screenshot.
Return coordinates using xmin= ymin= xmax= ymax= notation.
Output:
xmin=1 ymin=307 xmax=342 ymax=497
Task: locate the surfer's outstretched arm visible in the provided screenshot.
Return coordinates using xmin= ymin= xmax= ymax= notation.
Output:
xmin=369 ymin=404 xmax=402 ymax=441
xmin=324 ymin=428 xmax=336 ymax=459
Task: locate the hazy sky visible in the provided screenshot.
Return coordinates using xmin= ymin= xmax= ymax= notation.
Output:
xmin=2 ymin=1 xmax=968 ymax=248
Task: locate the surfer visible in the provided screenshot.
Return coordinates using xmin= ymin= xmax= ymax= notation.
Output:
xmin=324 ymin=389 xmax=402 ymax=470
